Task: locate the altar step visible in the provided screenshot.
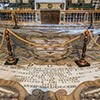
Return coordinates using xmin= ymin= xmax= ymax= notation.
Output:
xmin=22 ymin=24 xmax=86 ymax=32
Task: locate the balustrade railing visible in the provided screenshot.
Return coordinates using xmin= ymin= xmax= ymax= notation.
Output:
xmin=0 ymin=10 xmax=36 ymax=23
xmin=0 ymin=10 xmax=100 ymax=26
xmin=15 ymin=10 xmax=35 ymax=22
xmin=65 ymin=13 xmax=85 ymax=23
xmin=64 ymin=10 xmax=100 ymax=24
xmin=94 ymin=12 xmax=100 ymax=22
xmin=0 ymin=10 xmax=12 ymax=21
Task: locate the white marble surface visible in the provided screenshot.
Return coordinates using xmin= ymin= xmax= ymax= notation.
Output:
xmin=0 ymin=61 xmax=100 ymax=94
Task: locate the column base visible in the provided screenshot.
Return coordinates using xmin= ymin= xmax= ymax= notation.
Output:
xmin=88 ymin=25 xmax=94 ymax=29
xmin=4 ymin=58 xmax=19 ymax=65
xmin=75 ymin=60 xmax=90 ymax=67
xmin=13 ymin=25 xmax=19 ymax=29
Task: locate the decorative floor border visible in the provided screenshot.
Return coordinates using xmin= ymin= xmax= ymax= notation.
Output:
xmin=0 ymin=78 xmax=100 ymax=100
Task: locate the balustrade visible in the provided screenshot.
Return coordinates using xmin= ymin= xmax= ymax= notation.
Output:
xmin=94 ymin=12 xmax=100 ymax=22
xmin=0 ymin=11 xmax=12 ymax=21
xmin=65 ymin=12 xmax=87 ymax=23
xmin=64 ymin=10 xmax=100 ymax=25
xmin=16 ymin=11 xmax=35 ymax=22
xmin=0 ymin=10 xmax=99 ymax=25
xmin=0 ymin=10 xmax=36 ymax=23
